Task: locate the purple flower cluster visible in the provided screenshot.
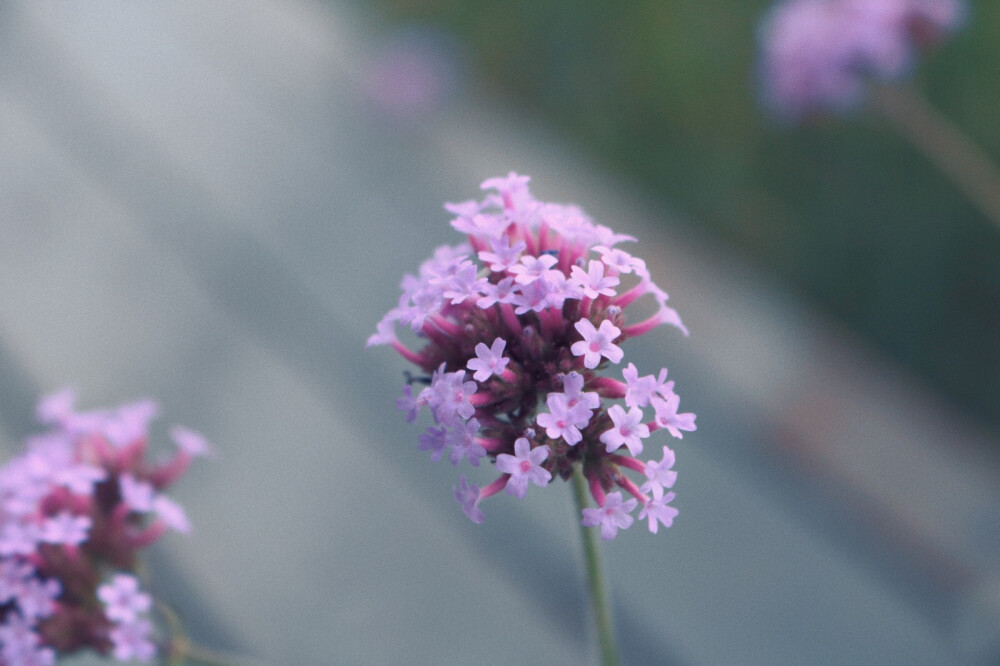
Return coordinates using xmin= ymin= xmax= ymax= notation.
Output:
xmin=757 ymin=0 xmax=965 ymax=120
xmin=369 ymin=173 xmax=696 ymax=539
xmin=0 ymin=391 xmax=209 ymax=664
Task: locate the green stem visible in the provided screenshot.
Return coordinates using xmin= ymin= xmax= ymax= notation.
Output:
xmin=157 ymin=600 xmax=246 ymax=666
xmin=178 ymin=650 xmax=238 ymax=664
xmin=870 ymin=84 xmax=1000 ymax=232
xmin=168 ymin=643 xmax=243 ymax=666
xmin=571 ymin=469 xmax=620 ymax=666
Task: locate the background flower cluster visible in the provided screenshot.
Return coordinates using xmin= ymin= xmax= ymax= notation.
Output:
xmin=0 ymin=392 xmax=207 ymax=664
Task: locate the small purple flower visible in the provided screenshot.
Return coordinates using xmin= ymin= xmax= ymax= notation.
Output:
xmin=599 ymin=405 xmax=650 ymax=456
xmin=480 ymin=171 xmax=534 ymax=212
xmin=638 ymin=486 xmax=678 ymax=535
xmin=102 ymin=400 xmax=159 ymax=447
xmin=447 ymin=419 xmax=487 ymax=468
xmin=622 ymin=363 xmax=670 ymax=409
xmin=170 ymin=425 xmax=212 ymax=457
xmin=593 ymin=245 xmax=645 ymax=275
xmin=41 ymin=512 xmax=91 ymax=546
xmin=7 ymin=644 xmax=56 ymax=666
xmin=561 ymin=372 xmax=601 ymax=413
xmin=52 ymin=463 xmax=106 ymax=495
xmin=154 ymin=495 xmax=191 ymax=534
xmin=16 ymin=577 xmax=61 ymax=620
xmin=395 ymin=385 xmax=422 ymax=423
xmin=466 ymin=337 xmax=510 ymax=382
xmin=35 ymin=388 xmax=76 ymax=425
xmin=569 ymin=260 xmax=620 ymax=299
xmin=479 ymin=236 xmax=526 ymax=272
xmin=98 ymin=574 xmax=152 ymax=623
xmin=641 ymin=446 xmax=678 ymax=494
xmin=509 ymin=253 xmax=559 ymax=285
xmin=119 ymin=474 xmax=155 ymax=513
xmin=418 ymin=426 xmax=449 ymax=462
xmin=495 ymin=438 xmax=552 ymax=499
xmin=581 ymin=492 xmax=638 ymax=540
xmin=109 ymin=617 xmax=156 ymax=662
xmin=443 ymin=261 xmax=489 ymax=305
xmin=0 ymin=559 xmax=32 ymax=604
xmin=536 ymin=393 xmax=584 ymax=446
xmin=454 ymin=475 xmax=484 ymax=524
xmin=571 ymin=319 xmax=624 ymax=369
xmin=651 ymin=391 xmax=698 ymax=439
xmin=476 ymin=276 xmax=518 ymax=309
xmin=366 ymin=317 xmax=398 ymax=348
xmin=425 ymin=367 xmax=478 ymax=425
xmin=512 ymin=278 xmax=555 ymax=315
xmin=452 ymin=213 xmax=509 ymax=240
xmin=0 ymin=613 xmax=45 ymax=662
xmin=0 ymin=521 xmax=41 ymax=556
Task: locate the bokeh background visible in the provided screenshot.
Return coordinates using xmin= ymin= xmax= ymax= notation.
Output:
xmin=0 ymin=1 xmax=996 ymax=665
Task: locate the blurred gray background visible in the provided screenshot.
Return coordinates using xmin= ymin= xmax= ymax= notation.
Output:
xmin=0 ymin=2 xmax=998 ymax=665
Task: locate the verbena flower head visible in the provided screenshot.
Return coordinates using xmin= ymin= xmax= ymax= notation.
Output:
xmin=369 ymin=173 xmax=696 ymax=539
xmin=757 ymin=0 xmax=965 ymax=120
xmin=0 ymin=390 xmax=209 ymax=664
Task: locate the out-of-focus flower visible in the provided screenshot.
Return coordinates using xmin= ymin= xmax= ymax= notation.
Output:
xmin=368 ymin=173 xmax=696 ymax=539
xmin=0 ymin=391 xmax=208 ymax=663
xmin=757 ymin=0 xmax=965 ymax=120
xmin=363 ymin=27 xmax=461 ymax=118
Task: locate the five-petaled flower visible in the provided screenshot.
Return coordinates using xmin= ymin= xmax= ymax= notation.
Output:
xmin=369 ymin=173 xmax=696 ymax=539
xmin=600 ymin=405 xmax=650 ymax=456
xmin=98 ymin=574 xmax=152 ymax=624
xmin=571 ymin=319 xmax=624 ymax=369
xmin=581 ymin=491 xmax=638 ymax=541
xmin=496 ymin=438 xmax=552 ymax=499
xmin=467 ymin=337 xmax=511 ymax=382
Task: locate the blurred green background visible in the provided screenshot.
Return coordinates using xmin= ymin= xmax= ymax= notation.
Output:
xmin=370 ymin=1 xmax=1000 ymax=434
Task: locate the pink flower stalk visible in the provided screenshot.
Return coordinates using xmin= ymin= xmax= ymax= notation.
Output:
xmin=0 ymin=391 xmax=208 ymax=663
xmin=369 ymin=173 xmax=697 ymax=539
xmin=757 ymin=0 xmax=965 ymax=120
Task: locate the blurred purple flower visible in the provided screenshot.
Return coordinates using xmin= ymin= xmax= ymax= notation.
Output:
xmin=0 ymin=391 xmax=208 ymax=663
xmin=758 ymin=0 xmax=965 ymax=120
xmin=363 ymin=27 xmax=461 ymax=117
xmin=98 ymin=574 xmax=152 ymax=624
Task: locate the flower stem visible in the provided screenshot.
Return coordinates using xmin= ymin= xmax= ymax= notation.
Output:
xmin=158 ymin=600 xmax=247 ymax=666
xmin=571 ymin=468 xmax=620 ymax=666
xmin=870 ymin=84 xmax=1000 ymax=232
